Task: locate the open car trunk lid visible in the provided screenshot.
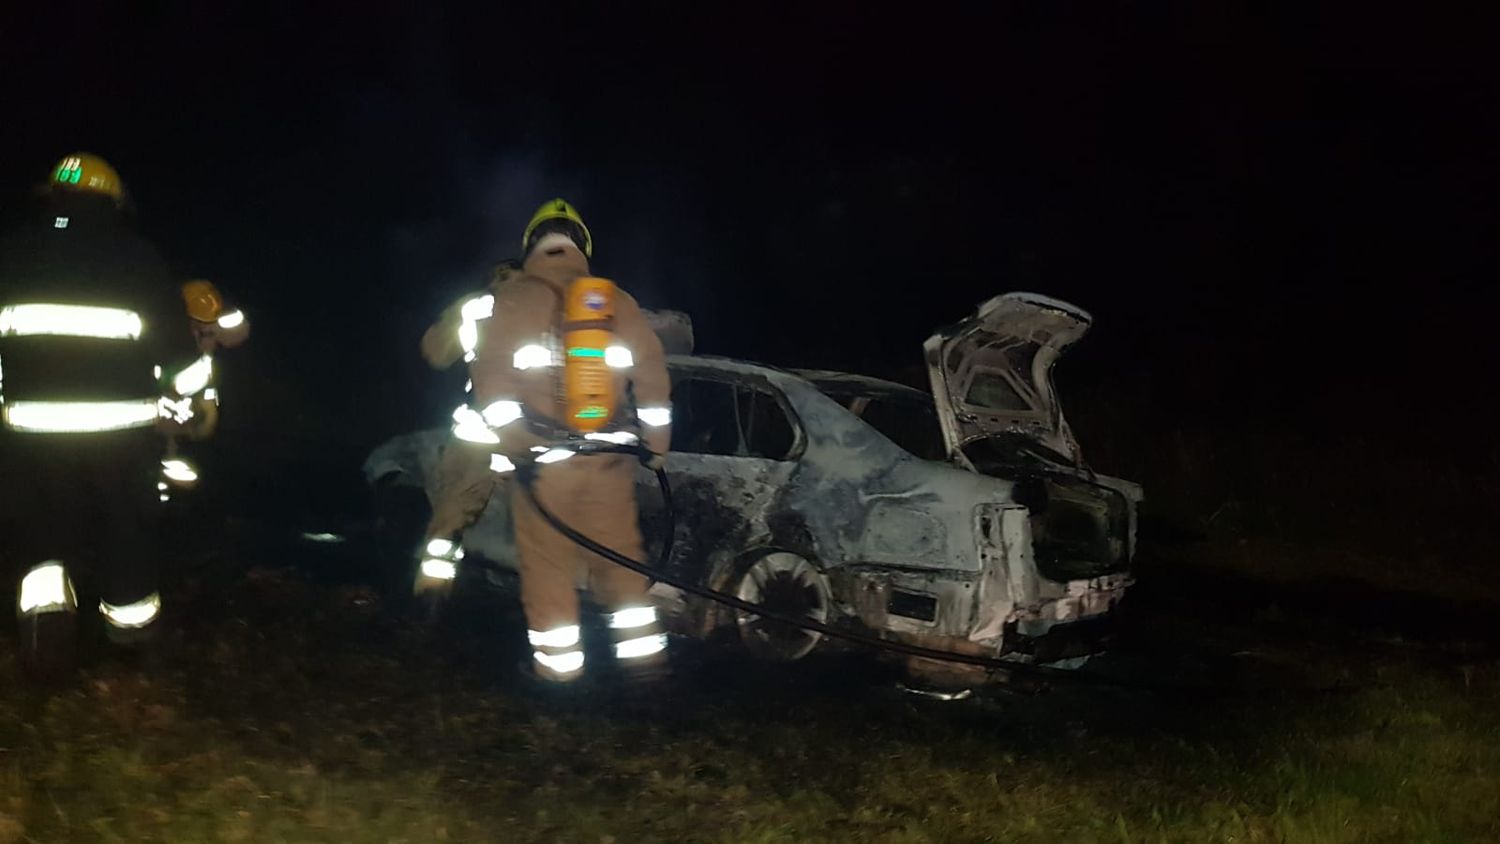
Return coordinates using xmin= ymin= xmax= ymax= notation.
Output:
xmin=924 ymin=292 xmax=1090 ymax=466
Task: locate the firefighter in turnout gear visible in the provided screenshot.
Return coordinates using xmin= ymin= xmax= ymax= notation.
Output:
xmin=158 ymin=278 xmax=253 ymax=501
xmin=412 ymin=258 xmax=522 ymax=598
xmin=0 ymin=154 xmax=205 ymax=671
xmin=469 ymin=199 xmax=672 ymax=684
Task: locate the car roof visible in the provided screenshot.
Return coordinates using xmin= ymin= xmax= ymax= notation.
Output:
xmin=791 ymin=369 xmax=931 ymax=403
xmin=665 ymin=355 xmax=930 ymax=403
xmin=666 ymin=353 xmax=796 ymax=380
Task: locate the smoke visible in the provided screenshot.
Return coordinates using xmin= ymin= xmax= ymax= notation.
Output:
xmin=382 ymin=133 xmax=706 ymax=331
xmin=384 ymin=146 xmax=588 ymax=311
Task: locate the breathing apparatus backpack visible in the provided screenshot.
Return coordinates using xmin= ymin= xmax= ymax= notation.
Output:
xmin=561 ymin=276 xmax=626 ymax=435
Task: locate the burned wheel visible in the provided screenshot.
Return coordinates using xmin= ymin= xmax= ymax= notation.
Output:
xmin=732 ymin=552 xmax=831 ymax=662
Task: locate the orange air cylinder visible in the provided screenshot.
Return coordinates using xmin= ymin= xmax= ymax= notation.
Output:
xmin=563 ymin=277 xmax=617 ymax=433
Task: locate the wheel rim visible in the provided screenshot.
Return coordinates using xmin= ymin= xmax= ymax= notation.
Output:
xmin=733 ymin=552 xmax=830 ymax=661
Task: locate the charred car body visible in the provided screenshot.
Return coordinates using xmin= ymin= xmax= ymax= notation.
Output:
xmin=365 ymin=293 xmax=1141 ymax=685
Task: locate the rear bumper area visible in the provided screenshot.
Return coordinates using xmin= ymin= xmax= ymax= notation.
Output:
xmin=857 ymin=570 xmax=1131 ymax=690
xmin=1000 ymin=615 xmax=1117 ymax=663
xmin=1003 ymin=573 xmax=1131 ymax=663
xmin=1015 ymin=573 xmax=1131 ymax=630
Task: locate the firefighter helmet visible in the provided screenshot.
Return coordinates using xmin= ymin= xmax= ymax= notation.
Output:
xmin=49 ymin=153 xmax=125 ymax=204
xmin=181 ymin=280 xmax=224 ymax=323
xmin=522 ymin=199 xmax=593 ymax=259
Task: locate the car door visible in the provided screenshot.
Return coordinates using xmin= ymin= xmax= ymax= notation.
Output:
xmin=637 ymin=364 xmax=802 ymax=585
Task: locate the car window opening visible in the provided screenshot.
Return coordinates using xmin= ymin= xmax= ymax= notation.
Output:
xmin=669 ymin=375 xmax=795 ymax=461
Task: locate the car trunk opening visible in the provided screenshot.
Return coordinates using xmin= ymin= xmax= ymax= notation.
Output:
xmin=924 ymin=294 xmax=1135 ymax=580
xmin=966 ymin=435 xmax=1134 ymax=580
xmin=923 ymin=292 xmax=1090 ymax=464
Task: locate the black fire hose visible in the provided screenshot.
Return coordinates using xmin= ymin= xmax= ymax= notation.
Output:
xmin=513 ymin=440 xmax=1121 ymax=687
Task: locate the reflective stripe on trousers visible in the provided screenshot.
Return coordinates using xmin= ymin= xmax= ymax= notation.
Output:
xmin=510 ymin=455 xmax=659 ymax=679
xmin=17 ymin=561 xmax=77 ymax=615
xmin=418 ymin=537 xmax=463 ymax=582
xmin=99 ymin=592 xmax=161 ymax=629
xmin=0 ymin=431 xmax=162 ymax=610
xmin=607 ymin=605 xmax=667 ymax=662
xmin=528 ymin=624 xmax=584 ymax=680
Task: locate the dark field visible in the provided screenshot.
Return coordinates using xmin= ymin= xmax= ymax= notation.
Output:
xmin=2 ymin=423 xmax=1497 ymax=844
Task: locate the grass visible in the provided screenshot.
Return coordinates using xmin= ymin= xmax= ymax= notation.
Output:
xmin=1 ymin=545 xmax=1498 ymax=842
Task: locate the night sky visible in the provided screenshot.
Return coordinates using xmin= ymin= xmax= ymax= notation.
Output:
xmin=1 ymin=4 xmax=1495 ymax=460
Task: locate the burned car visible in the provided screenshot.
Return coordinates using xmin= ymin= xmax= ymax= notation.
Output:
xmin=364 ymin=293 xmax=1141 ymax=684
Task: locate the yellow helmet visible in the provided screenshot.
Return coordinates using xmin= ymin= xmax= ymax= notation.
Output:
xmin=181 ymin=280 xmax=224 ymax=322
xmin=50 ymin=153 xmax=126 ymax=204
xmin=522 ymin=198 xmax=593 ymax=259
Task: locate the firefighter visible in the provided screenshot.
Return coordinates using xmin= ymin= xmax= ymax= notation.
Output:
xmin=0 ymin=154 xmax=207 ymax=670
xmin=412 ymin=258 xmax=522 ymax=598
xmin=159 ymin=279 xmax=253 ymax=500
xmin=469 ymin=199 xmax=672 ymax=684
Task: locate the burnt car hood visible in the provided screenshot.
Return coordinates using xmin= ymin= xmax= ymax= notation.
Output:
xmin=924 ymin=292 xmax=1090 ymax=464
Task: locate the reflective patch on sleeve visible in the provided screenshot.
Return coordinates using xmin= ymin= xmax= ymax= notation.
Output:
xmin=460 ymin=294 xmax=495 ymax=323
xmin=638 ymin=406 xmax=672 ymax=427
xmin=172 ymin=355 xmax=214 ymax=397
xmin=480 ymin=400 xmax=522 ymax=428
xmin=158 ymin=396 xmax=196 ymax=425
xmin=605 ymin=345 xmax=634 ymax=368
xmin=457 ymin=295 xmax=496 ymax=362
xmin=513 ymin=344 xmax=555 ymax=370
xmin=451 ymin=405 xmax=500 ymax=444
